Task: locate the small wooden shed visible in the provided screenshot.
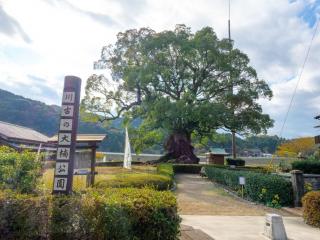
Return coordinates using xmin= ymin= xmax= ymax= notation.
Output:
xmin=48 ymin=134 xmax=107 ymax=186
xmin=205 ymin=148 xmax=230 ymax=165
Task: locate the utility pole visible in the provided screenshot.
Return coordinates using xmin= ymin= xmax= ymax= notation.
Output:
xmin=228 ymin=0 xmax=237 ymax=159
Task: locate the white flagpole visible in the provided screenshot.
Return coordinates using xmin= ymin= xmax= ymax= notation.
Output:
xmin=123 ymin=127 xmax=132 ymax=169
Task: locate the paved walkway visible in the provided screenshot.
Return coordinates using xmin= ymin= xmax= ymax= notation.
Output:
xmin=181 ymin=215 xmax=320 ymax=240
xmin=176 ymin=174 xmax=320 ymax=240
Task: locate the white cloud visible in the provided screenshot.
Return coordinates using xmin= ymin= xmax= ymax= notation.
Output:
xmin=0 ymin=0 xmax=319 ymax=138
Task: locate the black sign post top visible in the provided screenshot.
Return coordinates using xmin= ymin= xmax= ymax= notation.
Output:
xmin=64 ymin=76 xmax=81 ymax=89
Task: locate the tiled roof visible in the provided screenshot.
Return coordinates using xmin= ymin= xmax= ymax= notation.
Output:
xmin=0 ymin=121 xmax=49 ymax=143
xmin=48 ymin=134 xmax=107 ymax=143
xmin=205 ymin=148 xmax=230 ymax=155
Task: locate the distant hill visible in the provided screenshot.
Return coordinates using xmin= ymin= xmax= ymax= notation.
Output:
xmin=0 ymin=88 xmax=124 ymax=152
xmin=0 ymin=88 xmax=283 ymax=155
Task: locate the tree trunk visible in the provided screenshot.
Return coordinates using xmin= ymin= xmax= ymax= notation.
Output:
xmin=232 ymin=130 xmax=237 ymax=159
xmin=164 ymin=132 xmax=199 ymax=164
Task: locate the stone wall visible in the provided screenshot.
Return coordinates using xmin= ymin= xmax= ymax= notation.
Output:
xmin=303 ymin=174 xmax=320 ymax=191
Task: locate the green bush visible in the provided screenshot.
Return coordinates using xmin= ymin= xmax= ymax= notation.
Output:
xmin=172 ymin=164 xmax=266 ymax=174
xmin=302 ymin=191 xmax=320 ymax=228
xmin=0 ymin=188 xmax=180 ymax=239
xmin=291 ymin=160 xmax=320 ymax=174
xmin=0 ymin=190 xmax=50 ymax=239
xmin=95 ymin=173 xmax=173 ymax=190
xmin=226 ymin=158 xmax=245 ymax=166
xmin=96 ymin=161 xmax=143 ymax=167
xmin=173 ymin=164 xmax=214 ymax=174
xmin=0 ymin=147 xmax=41 ymax=193
xmin=173 ymin=164 xmax=203 ymax=173
xmin=157 ymin=163 xmax=174 ymax=178
xmin=205 ymin=166 xmax=293 ymax=206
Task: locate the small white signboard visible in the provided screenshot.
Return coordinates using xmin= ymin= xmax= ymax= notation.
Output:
xmin=55 ymin=162 xmax=69 ymax=175
xmin=60 ymin=119 xmax=73 ymax=131
xmin=53 ymin=177 xmax=68 ymax=191
xmin=62 ymin=92 xmax=75 ymax=103
xmin=57 ymin=147 xmax=70 ymax=160
xmin=239 ymin=176 xmax=245 ymax=185
xmin=61 ymin=105 xmax=74 ymax=117
xmin=58 ymin=133 xmax=72 ymax=145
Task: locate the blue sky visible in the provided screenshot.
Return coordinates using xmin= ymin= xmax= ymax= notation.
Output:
xmin=0 ymin=0 xmax=320 ymax=139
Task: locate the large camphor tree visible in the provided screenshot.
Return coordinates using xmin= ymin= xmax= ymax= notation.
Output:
xmin=82 ymin=25 xmax=273 ymax=164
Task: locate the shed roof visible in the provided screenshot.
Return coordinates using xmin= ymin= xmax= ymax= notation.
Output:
xmin=48 ymin=134 xmax=107 ymax=143
xmin=205 ymin=148 xmax=230 ymax=156
xmin=0 ymin=121 xmax=49 ymax=143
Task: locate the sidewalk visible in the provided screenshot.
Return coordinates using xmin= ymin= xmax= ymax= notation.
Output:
xmin=181 ymin=215 xmax=320 ymax=240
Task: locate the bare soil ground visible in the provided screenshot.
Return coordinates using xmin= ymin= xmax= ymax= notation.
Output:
xmin=175 ymin=174 xmax=294 ymax=216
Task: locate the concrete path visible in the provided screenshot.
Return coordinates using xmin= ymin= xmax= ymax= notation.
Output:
xmin=180 ymin=225 xmax=214 ymax=240
xmin=181 ymin=215 xmax=320 ymax=240
xmin=176 ymin=174 xmax=320 ymax=239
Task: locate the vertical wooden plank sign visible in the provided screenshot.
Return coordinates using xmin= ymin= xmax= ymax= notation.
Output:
xmin=53 ymin=76 xmax=81 ymax=194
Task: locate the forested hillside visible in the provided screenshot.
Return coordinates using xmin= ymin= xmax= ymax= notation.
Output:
xmin=0 ymin=88 xmax=124 ymax=152
xmin=0 ymin=88 xmax=284 ymax=154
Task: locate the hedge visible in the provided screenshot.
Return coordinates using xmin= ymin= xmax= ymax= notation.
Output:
xmin=291 ymin=160 xmax=320 ymax=174
xmin=302 ymin=191 xmax=320 ymax=228
xmin=0 ymin=188 xmax=180 ymax=239
xmin=173 ymin=164 xmax=267 ymax=174
xmin=157 ymin=164 xmax=174 ymax=178
xmin=95 ymin=164 xmax=174 ymax=191
xmin=173 ymin=164 xmax=206 ymax=174
xmin=205 ymin=166 xmax=293 ymax=207
xmin=95 ymin=161 xmax=144 ymax=167
xmin=94 ymin=173 xmax=173 ymax=190
xmin=226 ymin=158 xmax=245 ymax=166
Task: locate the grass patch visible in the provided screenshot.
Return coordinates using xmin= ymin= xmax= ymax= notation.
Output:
xmin=40 ymin=165 xmax=166 ymax=192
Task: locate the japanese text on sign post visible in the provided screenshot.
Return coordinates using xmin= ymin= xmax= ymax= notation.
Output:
xmin=52 ymin=76 xmax=81 ymax=194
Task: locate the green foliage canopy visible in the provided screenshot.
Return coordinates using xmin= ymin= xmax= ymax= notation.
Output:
xmin=83 ymin=25 xmax=273 ymax=152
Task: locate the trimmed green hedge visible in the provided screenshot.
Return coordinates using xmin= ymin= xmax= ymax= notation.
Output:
xmin=95 ymin=173 xmax=173 ymax=190
xmin=205 ymin=166 xmax=293 ymax=206
xmin=302 ymin=191 xmax=320 ymax=228
xmin=0 ymin=188 xmax=180 ymax=239
xmin=95 ymin=164 xmax=174 ymax=191
xmin=291 ymin=160 xmax=320 ymax=174
xmin=157 ymin=164 xmax=174 ymax=178
xmin=96 ymin=161 xmax=144 ymax=167
xmin=173 ymin=164 xmax=267 ymax=174
xmin=226 ymin=158 xmax=245 ymax=166
xmin=173 ymin=164 xmax=206 ymax=174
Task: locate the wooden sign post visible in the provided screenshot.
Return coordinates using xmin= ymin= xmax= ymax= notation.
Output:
xmin=53 ymin=76 xmax=81 ymax=194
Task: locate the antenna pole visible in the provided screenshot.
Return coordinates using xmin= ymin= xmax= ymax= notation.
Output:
xmin=228 ymin=0 xmax=231 ymax=41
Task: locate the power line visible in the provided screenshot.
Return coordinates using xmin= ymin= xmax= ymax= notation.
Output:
xmin=268 ymin=19 xmax=319 ymax=170
xmin=279 ymin=19 xmax=319 ymax=138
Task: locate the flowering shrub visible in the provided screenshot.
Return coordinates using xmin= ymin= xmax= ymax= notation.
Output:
xmin=302 ymin=191 xmax=320 ymax=228
xmin=205 ymin=166 xmax=293 ymax=206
